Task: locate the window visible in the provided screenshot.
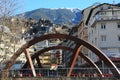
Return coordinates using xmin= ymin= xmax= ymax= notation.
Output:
xmin=112 ymin=11 xmax=117 ymax=15
xmin=101 ymin=23 xmax=106 ymax=29
xmin=100 ymin=11 xmax=106 ymax=15
xmin=119 ymin=48 xmax=120 ymax=53
xmin=95 ymin=37 xmax=97 ymax=44
xmin=108 ymin=6 xmax=111 ymax=9
xmin=117 ymin=23 xmax=120 ymax=28
xmin=118 ymin=36 xmax=120 ymax=41
xmin=92 ymin=40 xmax=93 ymax=44
xmin=100 ymin=7 xmax=103 ymax=11
xmin=101 ymin=35 xmax=106 ymax=41
xmin=92 ymin=30 xmax=93 ymax=35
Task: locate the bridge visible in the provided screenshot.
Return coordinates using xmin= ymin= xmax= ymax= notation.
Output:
xmin=2 ymin=34 xmax=120 ymax=78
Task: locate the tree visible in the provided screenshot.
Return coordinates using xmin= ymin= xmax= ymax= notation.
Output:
xmin=0 ymin=0 xmax=25 ymax=69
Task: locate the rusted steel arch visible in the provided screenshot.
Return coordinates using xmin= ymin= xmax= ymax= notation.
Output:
xmin=22 ymin=46 xmax=103 ymax=77
xmin=3 ymin=34 xmax=120 ymax=77
xmin=79 ymin=52 xmax=103 ymax=77
xmin=22 ymin=46 xmax=73 ymax=68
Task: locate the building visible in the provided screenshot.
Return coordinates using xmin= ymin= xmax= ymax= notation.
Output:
xmin=78 ymin=3 xmax=120 ymax=67
xmin=60 ymin=26 xmax=78 ymax=67
xmin=24 ymin=18 xmax=64 ymax=68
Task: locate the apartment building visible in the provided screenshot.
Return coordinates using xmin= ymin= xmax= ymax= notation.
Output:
xmin=78 ymin=3 xmax=120 ymax=64
xmin=60 ymin=26 xmax=79 ymax=67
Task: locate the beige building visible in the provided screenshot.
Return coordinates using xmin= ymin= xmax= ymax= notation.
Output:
xmin=78 ymin=3 xmax=120 ymax=63
xmin=60 ymin=26 xmax=79 ymax=67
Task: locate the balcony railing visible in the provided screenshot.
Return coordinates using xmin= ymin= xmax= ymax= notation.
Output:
xmin=90 ymin=15 xmax=120 ymax=26
xmin=96 ymin=15 xmax=120 ymax=21
xmin=1 ymin=68 xmax=119 ymax=78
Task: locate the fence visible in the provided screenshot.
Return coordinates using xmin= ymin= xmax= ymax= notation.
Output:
xmin=0 ymin=68 xmax=120 ymax=79
xmin=0 ymin=77 xmax=119 ymax=80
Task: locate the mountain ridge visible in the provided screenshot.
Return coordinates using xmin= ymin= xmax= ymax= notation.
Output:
xmin=21 ymin=8 xmax=82 ymax=24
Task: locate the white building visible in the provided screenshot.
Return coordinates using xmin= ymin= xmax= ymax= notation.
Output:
xmin=78 ymin=3 xmax=120 ymax=62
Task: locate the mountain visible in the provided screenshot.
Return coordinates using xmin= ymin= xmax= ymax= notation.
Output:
xmin=22 ymin=8 xmax=82 ymax=24
xmin=116 ymin=3 xmax=120 ymax=7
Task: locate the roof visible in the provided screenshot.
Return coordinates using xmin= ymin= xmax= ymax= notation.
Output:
xmin=82 ymin=3 xmax=120 ymax=25
xmin=0 ymin=25 xmax=11 ymax=33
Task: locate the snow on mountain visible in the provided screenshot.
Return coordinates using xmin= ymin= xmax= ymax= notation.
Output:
xmin=22 ymin=8 xmax=82 ymax=25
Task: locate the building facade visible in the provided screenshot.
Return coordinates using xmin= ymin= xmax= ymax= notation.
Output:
xmin=60 ymin=26 xmax=79 ymax=67
xmin=78 ymin=3 xmax=120 ymax=63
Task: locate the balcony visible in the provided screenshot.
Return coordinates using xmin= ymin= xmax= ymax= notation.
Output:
xmin=90 ymin=15 xmax=120 ymax=26
xmin=96 ymin=15 xmax=120 ymax=21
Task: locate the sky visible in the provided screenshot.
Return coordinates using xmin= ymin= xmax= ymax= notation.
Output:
xmin=22 ymin=0 xmax=119 ymax=12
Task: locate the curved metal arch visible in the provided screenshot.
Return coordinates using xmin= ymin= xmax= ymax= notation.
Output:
xmin=3 ymin=34 xmax=120 ymax=77
xmin=22 ymin=46 xmax=73 ymax=68
xmin=79 ymin=52 xmax=103 ymax=77
xmin=22 ymin=46 xmax=103 ymax=77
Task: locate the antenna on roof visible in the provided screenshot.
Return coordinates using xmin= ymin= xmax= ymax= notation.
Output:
xmin=112 ymin=0 xmax=115 ymax=4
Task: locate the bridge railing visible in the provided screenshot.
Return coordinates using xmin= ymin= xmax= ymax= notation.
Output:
xmin=0 ymin=77 xmax=119 ymax=80
xmin=0 ymin=68 xmax=119 ymax=78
